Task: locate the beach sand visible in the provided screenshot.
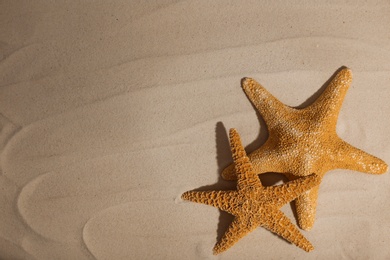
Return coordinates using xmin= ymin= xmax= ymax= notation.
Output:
xmin=1 ymin=1 xmax=389 ymax=259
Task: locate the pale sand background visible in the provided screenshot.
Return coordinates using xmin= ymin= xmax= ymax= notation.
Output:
xmin=1 ymin=1 xmax=390 ymax=259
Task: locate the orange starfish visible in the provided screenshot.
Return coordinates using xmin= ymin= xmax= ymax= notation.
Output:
xmin=182 ymin=129 xmax=320 ymax=254
xmin=222 ymin=68 xmax=388 ymax=230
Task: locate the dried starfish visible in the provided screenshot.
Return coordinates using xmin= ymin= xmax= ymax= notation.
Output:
xmin=182 ymin=128 xmax=320 ymax=254
xmin=222 ymin=68 xmax=388 ymax=230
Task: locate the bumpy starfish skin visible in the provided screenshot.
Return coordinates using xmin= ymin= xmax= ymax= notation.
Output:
xmin=222 ymin=68 xmax=388 ymax=230
xmin=182 ymin=129 xmax=320 ymax=254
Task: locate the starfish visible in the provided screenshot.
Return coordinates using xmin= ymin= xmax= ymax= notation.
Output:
xmin=221 ymin=68 xmax=388 ymax=230
xmin=182 ymin=128 xmax=320 ymax=254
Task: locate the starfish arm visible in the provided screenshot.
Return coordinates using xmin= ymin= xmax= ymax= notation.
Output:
xmin=213 ymin=217 xmax=254 ymax=255
xmin=181 ymin=190 xmax=238 ymax=215
xmin=221 ymin=144 xmax=285 ymax=181
xmin=261 ymin=210 xmax=314 ymax=252
xmin=294 ymin=185 xmax=320 ymax=231
xmin=308 ymin=68 xmax=352 ymax=128
xmin=242 ymin=78 xmax=290 ymax=128
xmin=333 ymin=140 xmax=388 ymax=174
xmin=229 ymin=128 xmax=262 ymax=192
xmin=268 ymin=174 xmax=321 ymax=208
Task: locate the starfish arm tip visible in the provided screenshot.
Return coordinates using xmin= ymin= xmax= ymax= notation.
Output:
xmin=212 ymin=247 xmax=221 ymax=255
xmin=338 ymin=67 xmax=353 ymax=83
xmin=300 ymin=222 xmax=314 ymax=231
xmin=241 ymin=77 xmax=260 ymax=93
xmin=228 ymin=128 xmax=246 ymax=163
xmin=181 ymin=191 xmax=190 ymax=200
xmin=371 ymin=160 xmax=389 ymax=174
xmin=336 ymin=141 xmax=388 ymax=174
xmin=341 ymin=66 xmax=351 ymax=72
xmin=340 ymin=66 xmax=352 ymax=74
xmin=305 ymin=244 xmax=315 ymax=252
xmin=229 ymin=128 xmax=239 ymax=139
xmin=242 ymin=77 xmax=253 ymax=84
xmin=295 ymin=185 xmax=320 ymax=230
xmin=221 ymin=164 xmax=238 ymax=180
xmin=377 ymin=160 xmax=389 ymax=174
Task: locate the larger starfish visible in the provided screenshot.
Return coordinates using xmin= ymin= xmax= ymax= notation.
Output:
xmin=182 ymin=129 xmax=320 ymax=254
xmin=222 ymin=68 xmax=388 ymax=230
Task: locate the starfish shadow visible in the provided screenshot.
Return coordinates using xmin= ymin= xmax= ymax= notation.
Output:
xmin=191 ymin=122 xmax=235 ymax=243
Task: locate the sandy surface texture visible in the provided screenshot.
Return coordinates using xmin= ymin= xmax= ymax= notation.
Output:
xmin=1 ymin=1 xmax=390 ymax=259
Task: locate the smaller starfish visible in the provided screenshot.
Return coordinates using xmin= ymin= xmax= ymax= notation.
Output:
xmin=182 ymin=128 xmax=320 ymax=254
